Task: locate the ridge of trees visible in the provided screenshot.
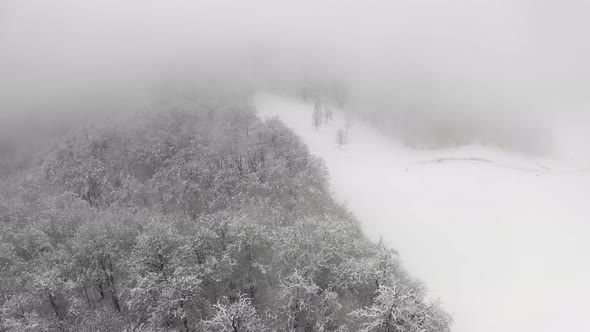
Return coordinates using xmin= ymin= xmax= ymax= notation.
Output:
xmin=0 ymin=94 xmax=451 ymax=331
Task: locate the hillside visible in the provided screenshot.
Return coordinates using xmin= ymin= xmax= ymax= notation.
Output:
xmin=255 ymin=93 xmax=590 ymax=332
xmin=0 ymin=95 xmax=451 ymax=331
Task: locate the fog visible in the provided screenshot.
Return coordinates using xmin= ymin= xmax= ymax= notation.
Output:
xmin=2 ymin=1 xmax=590 ymax=330
xmin=2 ymin=1 xmax=590 ymax=134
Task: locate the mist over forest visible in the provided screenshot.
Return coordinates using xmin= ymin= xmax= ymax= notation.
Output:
xmin=1 ymin=1 xmax=589 ymax=332
xmin=2 ymin=1 xmax=590 ymax=156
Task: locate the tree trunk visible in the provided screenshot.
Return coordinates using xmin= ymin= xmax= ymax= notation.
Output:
xmin=100 ymin=256 xmax=122 ymax=314
xmin=47 ymin=291 xmax=62 ymax=320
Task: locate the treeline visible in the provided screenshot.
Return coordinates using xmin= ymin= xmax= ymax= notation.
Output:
xmin=292 ymin=80 xmax=552 ymax=155
xmin=356 ymin=107 xmax=553 ymax=154
xmin=0 ymin=95 xmax=451 ymax=331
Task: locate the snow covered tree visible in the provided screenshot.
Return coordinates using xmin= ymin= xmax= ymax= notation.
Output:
xmin=278 ymin=271 xmax=341 ymax=331
xmin=201 ymin=295 xmax=268 ymax=332
xmin=336 ymin=128 xmax=347 ymax=148
xmin=349 ymin=284 xmax=451 ymax=332
xmin=334 ymin=84 xmax=347 ymax=109
xmin=312 ymin=102 xmax=324 ymax=131
xmin=345 ymin=112 xmax=353 ymax=134
xmin=126 ymin=220 xmax=201 ymax=329
xmin=324 ymin=106 xmax=334 ymax=123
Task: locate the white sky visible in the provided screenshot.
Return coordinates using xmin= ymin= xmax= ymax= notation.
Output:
xmin=1 ymin=0 xmax=589 ymax=115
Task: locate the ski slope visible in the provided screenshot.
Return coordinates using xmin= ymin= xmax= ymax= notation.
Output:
xmin=255 ymin=93 xmax=590 ymax=332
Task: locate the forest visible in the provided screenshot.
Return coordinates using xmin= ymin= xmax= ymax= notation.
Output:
xmin=0 ymin=92 xmax=451 ymax=331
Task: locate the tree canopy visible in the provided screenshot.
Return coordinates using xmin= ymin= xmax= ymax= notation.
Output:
xmin=0 ymin=93 xmax=451 ymax=331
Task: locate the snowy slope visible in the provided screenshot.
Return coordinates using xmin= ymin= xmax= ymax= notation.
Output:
xmin=255 ymin=93 xmax=590 ymax=332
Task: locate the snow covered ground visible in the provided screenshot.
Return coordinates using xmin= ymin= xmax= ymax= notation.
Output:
xmin=255 ymin=93 xmax=590 ymax=332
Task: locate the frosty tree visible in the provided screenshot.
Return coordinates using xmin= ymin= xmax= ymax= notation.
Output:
xmin=336 ymin=128 xmax=347 ymax=148
xmin=201 ymin=295 xmax=268 ymax=332
xmin=324 ymin=106 xmax=333 ymax=123
xmin=345 ymin=112 xmax=353 ymax=133
xmin=349 ymin=283 xmax=452 ymax=332
xmin=312 ymin=101 xmax=323 ymax=130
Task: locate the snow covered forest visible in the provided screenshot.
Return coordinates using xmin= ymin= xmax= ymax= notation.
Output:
xmin=0 ymin=90 xmax=451 ymax=331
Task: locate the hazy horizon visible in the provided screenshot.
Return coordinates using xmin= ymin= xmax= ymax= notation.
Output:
xmin=2 ymin=1 xmax=589 ymax=119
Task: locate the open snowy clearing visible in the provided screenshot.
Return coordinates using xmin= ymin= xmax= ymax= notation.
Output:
xmin=255 ymin=93 xmax=590 ymax=332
